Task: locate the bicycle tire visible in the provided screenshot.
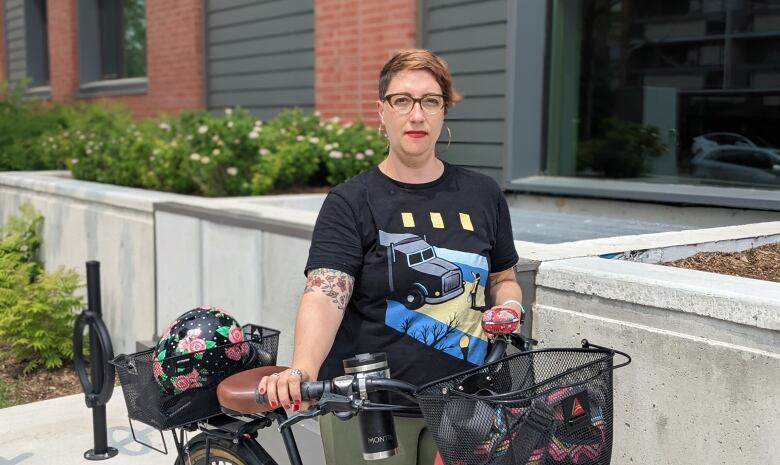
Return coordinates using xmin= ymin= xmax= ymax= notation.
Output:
xmin=174 ymin=438 xmax=254 ymax=465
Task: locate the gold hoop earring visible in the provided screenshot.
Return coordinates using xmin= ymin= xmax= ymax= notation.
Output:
xmin=437 ymin=125 xmax=452 ymax=155
xmin=378 ymin=123 xmax=390 ymax=153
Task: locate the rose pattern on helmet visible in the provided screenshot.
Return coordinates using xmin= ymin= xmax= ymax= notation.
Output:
xmin=228 ymin=326 xmax=244 ymax=343
xmin=189 ymin=338 xmax=207 ymax=352
xmin=177 ymin=337 xmax=191 ymax=352
xmin=152 ymin=306 xmax=255 ymax=395
xmin=171 ymin=369 xmax=204 ymax=394
xmin=216 ymin=307 xmax=233 ymax=319
xmin=152 ymin=361 xmax=163 ymax=379
xmin=161 ymin=319 xmax=179 ymax=339
xmin=224 ymin=343 xmax=250 ymax=360
xmin=225 ymin=345 xmax=243 ymax=360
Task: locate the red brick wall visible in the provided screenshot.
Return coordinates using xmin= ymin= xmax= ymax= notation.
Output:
xmin=48 ymin=0 xmax=79 ymax=100
xmin=48 ymin=0 xmax=204 ymax=118
xmin=315 ymin=0 xmax=417 ymax=128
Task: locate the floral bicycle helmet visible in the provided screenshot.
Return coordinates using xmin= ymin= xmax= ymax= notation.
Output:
xmin=153 ymin=306 xmax=256 ymax=395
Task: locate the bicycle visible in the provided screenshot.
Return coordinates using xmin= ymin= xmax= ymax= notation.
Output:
xmin=112 ymin=309 xmax=631 ymax=465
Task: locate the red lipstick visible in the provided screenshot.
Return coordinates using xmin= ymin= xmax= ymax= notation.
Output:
xmin=405 ymin=131 xmax=427 ymax=138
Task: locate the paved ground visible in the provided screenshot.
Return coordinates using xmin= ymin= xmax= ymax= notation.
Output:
xmin=0 ymin=389 xmax=325 ymax=465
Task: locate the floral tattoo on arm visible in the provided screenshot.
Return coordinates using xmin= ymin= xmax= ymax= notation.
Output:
xmin=304 ymin=268 xmax=355 ymax=312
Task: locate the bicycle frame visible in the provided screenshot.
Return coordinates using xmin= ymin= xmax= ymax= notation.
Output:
xmin=171 ymin=409 xmax=299 ymax=465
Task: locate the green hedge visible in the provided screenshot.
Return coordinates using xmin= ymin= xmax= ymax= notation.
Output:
xmin=30 ymin=103 xmax=387 ymax=196
xmin=0 ymin=82 xmax=71 ymax=171
xmin=2 ymin=83 xmax=388 ymax=195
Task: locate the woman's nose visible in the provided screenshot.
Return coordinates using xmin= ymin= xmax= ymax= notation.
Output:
xmin=408 ymin=101 xmax=426 ymax=121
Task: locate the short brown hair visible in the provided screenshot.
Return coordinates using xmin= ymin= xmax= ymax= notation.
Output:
xmin=378 ymin=48 xmax=463 ymax=113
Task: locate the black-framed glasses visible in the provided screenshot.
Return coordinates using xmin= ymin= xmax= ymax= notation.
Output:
xmin=384 ymin=93 xmax=446 ymax=115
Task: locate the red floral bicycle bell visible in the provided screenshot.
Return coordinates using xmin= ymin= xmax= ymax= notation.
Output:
xmin=153 ymin=306 xmax=253 ymax=395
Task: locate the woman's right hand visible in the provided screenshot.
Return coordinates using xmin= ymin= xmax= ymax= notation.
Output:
xmin=257 ymin=367 xmax=314 ymax=412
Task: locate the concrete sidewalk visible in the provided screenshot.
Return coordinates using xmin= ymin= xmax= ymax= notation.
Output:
xmin=0 ymin=388 xmax=325 ymax=465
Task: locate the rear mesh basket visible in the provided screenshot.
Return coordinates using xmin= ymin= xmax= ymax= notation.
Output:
xmin=111 ymin=324 xmax=279 ymax=430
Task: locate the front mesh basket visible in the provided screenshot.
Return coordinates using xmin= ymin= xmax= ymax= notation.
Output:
xmin=416 ymin=348 xmax=616 ymax=465
xmin=111 ymin=324 xmax=279 ymax=430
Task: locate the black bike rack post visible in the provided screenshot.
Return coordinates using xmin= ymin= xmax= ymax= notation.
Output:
xmin=73 ymin=261 xmax=119 ymax=460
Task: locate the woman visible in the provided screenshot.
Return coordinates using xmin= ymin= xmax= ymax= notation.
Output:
xmin=258 ymin=49 xmax=524 ymax=465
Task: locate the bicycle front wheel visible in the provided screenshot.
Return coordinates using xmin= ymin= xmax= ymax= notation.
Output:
xmin=175 ymin=437 xmax=252 ymax=465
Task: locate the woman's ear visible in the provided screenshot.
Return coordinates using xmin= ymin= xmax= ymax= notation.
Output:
xmin=375 ymin=100 xmax=384 ymax=124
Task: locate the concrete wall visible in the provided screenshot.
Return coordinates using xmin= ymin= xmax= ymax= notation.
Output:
xmin=535 ymin=257 xmax=780 ymax=465
xmin=0 ymin=171 xmax=183 ymax=354
xmin=154 ymin=201 xmax=319 ymax=365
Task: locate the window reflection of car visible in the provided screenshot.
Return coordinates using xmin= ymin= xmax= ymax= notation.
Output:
xmin=692 ymin=133 xmax=780 ymax=156
xmin=691 ymin=146 xmax=780 ymax=184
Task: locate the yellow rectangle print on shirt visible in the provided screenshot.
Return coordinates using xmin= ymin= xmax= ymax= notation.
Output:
xmin=459 ymin=213 xmax=474 ymax=231
xmin=430 ymin=212 xmax=444 ymax=229
xmin=401 ymin=212 xmax=415 ymax=228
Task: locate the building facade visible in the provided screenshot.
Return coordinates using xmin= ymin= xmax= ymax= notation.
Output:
xmin=2 ymin=0 xmax=780 ymax=210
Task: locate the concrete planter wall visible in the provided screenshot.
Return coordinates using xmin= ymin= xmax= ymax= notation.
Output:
xmin=1 ymin=171 xmax=778 ymax=464
xmin=154 ymin=200 xmax=320 ymax=364
xmin=529 ymin=227 xmax=780 ymax=464
xmin=0 ymin=171 xmax=184 ymax=355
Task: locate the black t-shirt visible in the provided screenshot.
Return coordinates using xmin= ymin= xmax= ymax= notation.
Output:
xmin=305 ymin=162 xmax=518 ymax=388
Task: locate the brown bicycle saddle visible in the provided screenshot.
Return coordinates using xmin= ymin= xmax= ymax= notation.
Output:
xmin=216 ymin=365 xmax=288 ymax=414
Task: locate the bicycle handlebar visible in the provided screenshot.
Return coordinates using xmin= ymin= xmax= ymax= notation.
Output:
xmin=254 ymin=333 xmax=537 ymax=409
xmin=255 ymin=376 xmax=418 ymax=407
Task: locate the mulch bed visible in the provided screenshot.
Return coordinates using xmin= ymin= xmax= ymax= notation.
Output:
xmin=663 ymin=242 xmax=780 ymax=283
xmin=0 ymin=343 xmax=83 ymax=407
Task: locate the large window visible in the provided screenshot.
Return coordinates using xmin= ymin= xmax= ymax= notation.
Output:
xmin=25 ymin=0 xmax=49 ymax=87
xmin=547 ymin=0 xmax=780 ymax=189
xmin=97 ymin=0 xmax=146 ymax=79
xmin=3 ymin=0 xmax=49 ymax=90
xmin=78 ymin=0 xmax=146 ymax=92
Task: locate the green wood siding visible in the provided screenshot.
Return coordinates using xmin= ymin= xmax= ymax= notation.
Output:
xmin=204 ymin=0 xmax=314 ymax=120
xmin=4 ymin=0 xmax=26 ymax=84
xmin=421 ymin=0 xmax=508 ymax=183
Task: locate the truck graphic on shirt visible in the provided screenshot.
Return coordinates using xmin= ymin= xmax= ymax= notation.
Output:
xmin=379 ymin=231 xmax=464 ymax=309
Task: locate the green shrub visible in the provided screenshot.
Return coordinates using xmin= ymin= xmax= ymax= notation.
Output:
xmin=39 ymin=105 xmax=386 ymax=195
xmin=576 ymin=117 xmax=665 ymax=178
xmin=3 ymin=88 xmax=388 ymax=192
xmin=0 ymin=81 xmax=71 ymax=171
xmin=318 ymin=120 xmax=386 ymax=185
xmin=0 ymin=203 xmax=83 ymax=374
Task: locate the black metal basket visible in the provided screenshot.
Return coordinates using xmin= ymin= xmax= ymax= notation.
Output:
xmin=416 ymin=344 xmax=628 ymax=465
xmin=111 ymin=324 xmax=279 ymax=430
